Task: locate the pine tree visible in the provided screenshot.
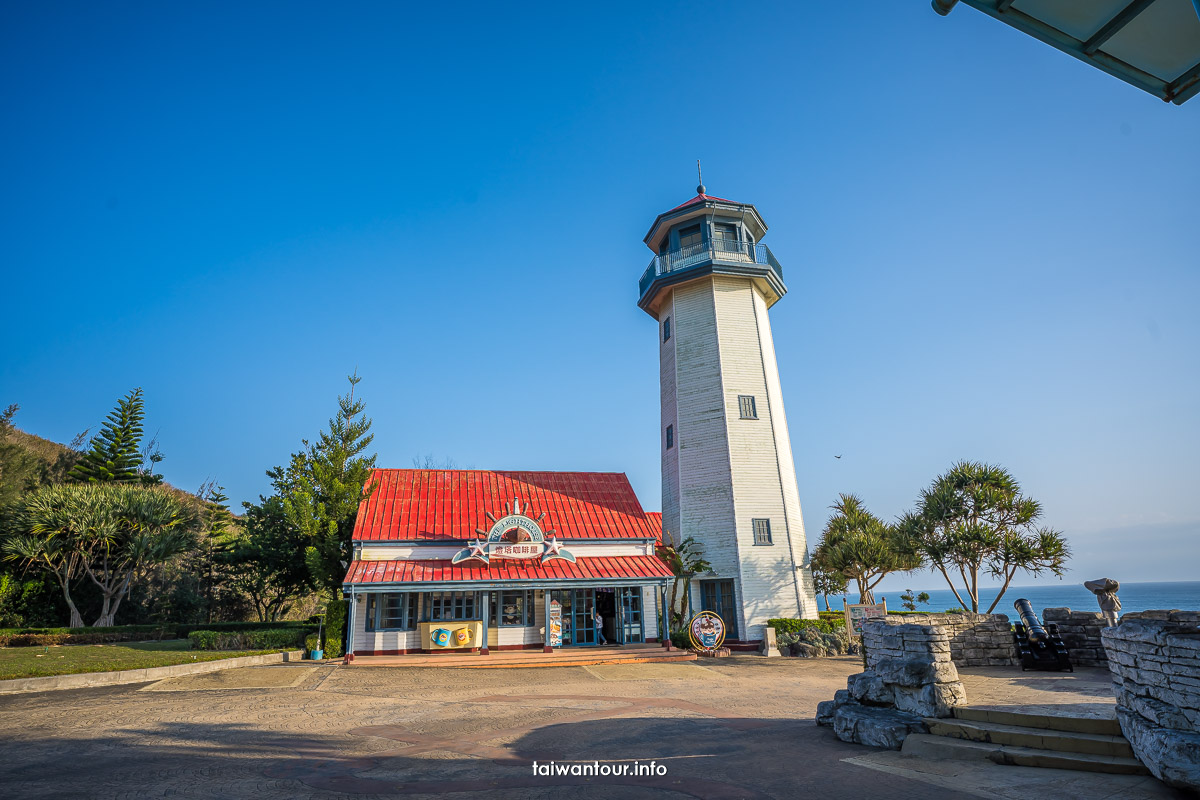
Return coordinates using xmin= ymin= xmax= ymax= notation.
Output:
xmin=278 ymin=373 xmax=377 ymax=598
xmin=70 ymin=389 xmax=162 ymax=484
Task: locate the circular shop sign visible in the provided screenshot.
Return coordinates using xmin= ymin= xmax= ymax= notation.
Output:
xmin=687 ymin=611 xmax=726 ymax=651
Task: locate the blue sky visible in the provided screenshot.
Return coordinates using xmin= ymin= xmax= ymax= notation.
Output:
xmin=3 ymin=2 xmax=1197 ymax=591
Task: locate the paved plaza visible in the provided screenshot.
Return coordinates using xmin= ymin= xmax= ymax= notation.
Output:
xmin=0 ymin=656 xmax=1184 ymax=799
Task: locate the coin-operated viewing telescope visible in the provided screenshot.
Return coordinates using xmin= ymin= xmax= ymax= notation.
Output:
xmin=1012 ymin=598 xmax=1073 ymax=672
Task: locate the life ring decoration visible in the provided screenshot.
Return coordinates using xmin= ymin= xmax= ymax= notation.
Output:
xmin=687 ymin=611 xmax=726 ymax=652
xmin=431 ymin=628 xmax=452 ymax=647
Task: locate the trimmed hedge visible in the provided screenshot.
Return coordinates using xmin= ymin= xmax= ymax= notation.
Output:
xmin=323 ymin=600 xmax=349 ymax=658
xmin=767 ymin=617 xmax=845 ymax=635
xmin=1 ymin=622 xmax=317 ymax=649
xmin=174 ymin=621 xmax=313 ymax=638
xmin=0 ymin=624 xmax=175 ymax=648
xmin=187 ymin=628 xmax=309 ymax=651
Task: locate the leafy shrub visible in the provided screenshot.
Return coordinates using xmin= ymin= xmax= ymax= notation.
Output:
xmin=188 ymin=630 xmax=219 ymax=650
xmin=0 ymin=624 xmax=175 ymax=647
xmin=175 ymin=621 xmax=311 ymax=638
xmin=767 ymin=618 xmax=844 ymax=635
xmin=669 ymin=630 xmax=691 ymax=649
xmin=323 ymin=600 xmax=349 ymax=658
xmin=305 ymin=634 xmax=320 ymax=651
xmin=188 ymin=628 xmax=308 ymax=651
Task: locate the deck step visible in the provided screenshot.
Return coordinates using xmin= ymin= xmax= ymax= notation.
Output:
xmin=924 ymin=718 xmax=1134 ymax=758
xmin=350 ymin=647 xmax=698 ymax=669
xmin=902 ymin=733 xmax=1149 ymax=775
xmin=456 ymin=653 xmax=698 ymax=669
xmin=952 ymin=706 xmax=1121 ymax=735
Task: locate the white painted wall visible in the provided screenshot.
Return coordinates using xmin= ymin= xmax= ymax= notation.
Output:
xmin=658 ymin=274 xmax=818 ymax=641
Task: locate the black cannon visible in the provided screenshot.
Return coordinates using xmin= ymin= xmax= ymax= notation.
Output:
xmin=1012 ymin=598 xmax=1073 ymax=672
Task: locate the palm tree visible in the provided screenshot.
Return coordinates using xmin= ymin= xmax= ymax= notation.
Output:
xmin=656 ymin=532 xmax=711 ymax=630
xmin=2 ymin=484 xmax=93 ymax=627
xmin=811 ymin=494 xmax=921 ymax=604
xmin=84 ymin=484 xmax=197 ymax=626
xmin=3 ymin=483 xmax=197 ymax=627
xmin=901 ymin=461 xmax=1070 ymax=613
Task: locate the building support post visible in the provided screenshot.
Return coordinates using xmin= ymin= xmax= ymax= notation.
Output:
xmin=480 ymin=591 xmax=489 ymax=655
xmin=543 ymin=590 xmax=553 ymax=653
xmin=661 ymin=585 xmax=672 ymax=650
xmin=345 ymin=589 xmax=356 ymax=661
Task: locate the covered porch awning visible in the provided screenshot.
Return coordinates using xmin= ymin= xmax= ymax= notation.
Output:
xmin=934 ymin=0 xmax=1200 ymax=104
xmin=343 ymin=556 xmax=675 ymax=592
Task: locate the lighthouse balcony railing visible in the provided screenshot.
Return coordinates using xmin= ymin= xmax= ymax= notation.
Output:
xmin=639 ymin=241 xmax=782 ymax=296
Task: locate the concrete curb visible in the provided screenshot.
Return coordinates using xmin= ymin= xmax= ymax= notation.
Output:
xmin=0 ymin=649 xmax=306 ymax=695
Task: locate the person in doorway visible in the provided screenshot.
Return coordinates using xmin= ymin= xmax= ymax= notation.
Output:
xmin=594 ymin=607 xmax=607 ymax=645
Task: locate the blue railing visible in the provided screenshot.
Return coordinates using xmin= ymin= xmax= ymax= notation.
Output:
xmin=639 ymin=240 xmax=782 ymax=297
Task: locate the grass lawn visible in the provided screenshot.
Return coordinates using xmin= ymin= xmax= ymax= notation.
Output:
xmin=0 ymin=639 xmax=287 ymax=681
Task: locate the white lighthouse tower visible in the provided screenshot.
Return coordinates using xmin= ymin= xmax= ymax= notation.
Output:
xmin=638 ymin=182 xmax=819 ymax=641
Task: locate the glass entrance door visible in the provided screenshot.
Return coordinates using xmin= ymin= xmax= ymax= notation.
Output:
xmin=553 ymin=589 xmax=596 ymax=646
xmin=573 ymin=589 xmax=595 ymax=645
xmin=700 ymin=579 xmax=738 ymax=639
xmin=618 ymin=587 xmax=643 ymax=644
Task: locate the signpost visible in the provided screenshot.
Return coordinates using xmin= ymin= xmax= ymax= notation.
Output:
xmin=843 ymin=599 xmax=887 ymax=638
xmin=548 ymin=599 xmax=563 ymax=647
xmin=686 ymin=610 xmax=726 ymax=653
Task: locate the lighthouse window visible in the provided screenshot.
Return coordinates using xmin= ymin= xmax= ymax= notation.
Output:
xmin=678 ymin=224 xmax=702 ymax=250
xmin=663 ymin=316 xmax=671 ymax=342
xmin=713 ymin=223 xmax=738 ymax=254
xmin=665 ymin=424 xmax=673 ymax=449
xmin=753 ymin=519 xmax=773 ymax=546
xmin=738 ymin=395 xmax=758 ymax=419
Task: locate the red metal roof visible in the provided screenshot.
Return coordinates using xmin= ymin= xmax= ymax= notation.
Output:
xmin=344 ymin=556 xmax=674 ymax=585
xmin=645 ymin=512 xmax=662 ymax=541
xmin=352 ymin=469 xmax=659 ymax=542
xmin=667 ymin=193 xmax=736 ymax=212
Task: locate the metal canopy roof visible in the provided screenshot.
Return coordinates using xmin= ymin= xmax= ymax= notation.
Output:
xmin=934 ymin=0 xmax=1200 ymax=104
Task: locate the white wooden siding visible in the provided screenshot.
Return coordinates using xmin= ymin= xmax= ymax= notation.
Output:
xmin=662 ymin=274 xmax=818 ymax=641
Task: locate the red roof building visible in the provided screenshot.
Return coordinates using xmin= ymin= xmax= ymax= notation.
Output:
xmin=343 ymin=469 xmax=673 ymax=657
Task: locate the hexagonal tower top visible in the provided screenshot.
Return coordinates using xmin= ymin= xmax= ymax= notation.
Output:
xmin=637 ymin=188 xmax=786 ymax=318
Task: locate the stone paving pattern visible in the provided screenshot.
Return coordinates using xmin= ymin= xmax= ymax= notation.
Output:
xmin=957 ymin=665 xmax=1118 ymax=719
xmin=3 ymin=655 xmax=994 ymax=800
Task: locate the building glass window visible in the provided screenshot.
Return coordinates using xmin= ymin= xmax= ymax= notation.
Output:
xmin=424 ymin=591 xmax=477 ymax=621
xmin=713 ymin=222 xmax=738 ymax=255
xmin=663 ymin=316 xmax=671 ymax=342
xmin=488 ymin=590 xmax=533 ymax=627
xmin=677 ymin=224 xmax=702 ymax=250
xmin=366 ymin=592 xmax=418 ymax=631
xmin=738 ymin=395 xmax=757 ymax=419
xmin=753 ymin=518 xmax=773 ymax=546
xmin=666 ymin=424 xmax=673 ymax=449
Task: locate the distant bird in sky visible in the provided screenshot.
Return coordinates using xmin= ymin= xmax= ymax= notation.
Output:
xmin=834 ymin=455 xmax=842 ymax=459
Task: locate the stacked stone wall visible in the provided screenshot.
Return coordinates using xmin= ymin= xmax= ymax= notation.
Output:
xmin=1044 ymin=607 xmax=1109 ymax=667
xmin=875 ymin=613 xmax=1017 ymax=667
xmin=1102 ymin=612 xmax=1200 ymax=791
xmin=817 ymin=622 xmax=966 ymax=750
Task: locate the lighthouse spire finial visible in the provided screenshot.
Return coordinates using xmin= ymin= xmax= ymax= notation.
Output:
xmin=696 ymin=160 xmax=705 ymax=195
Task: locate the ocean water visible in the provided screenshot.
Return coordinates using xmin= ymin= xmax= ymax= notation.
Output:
xmin=831 ymin=580 xmax=1200 ymax=617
